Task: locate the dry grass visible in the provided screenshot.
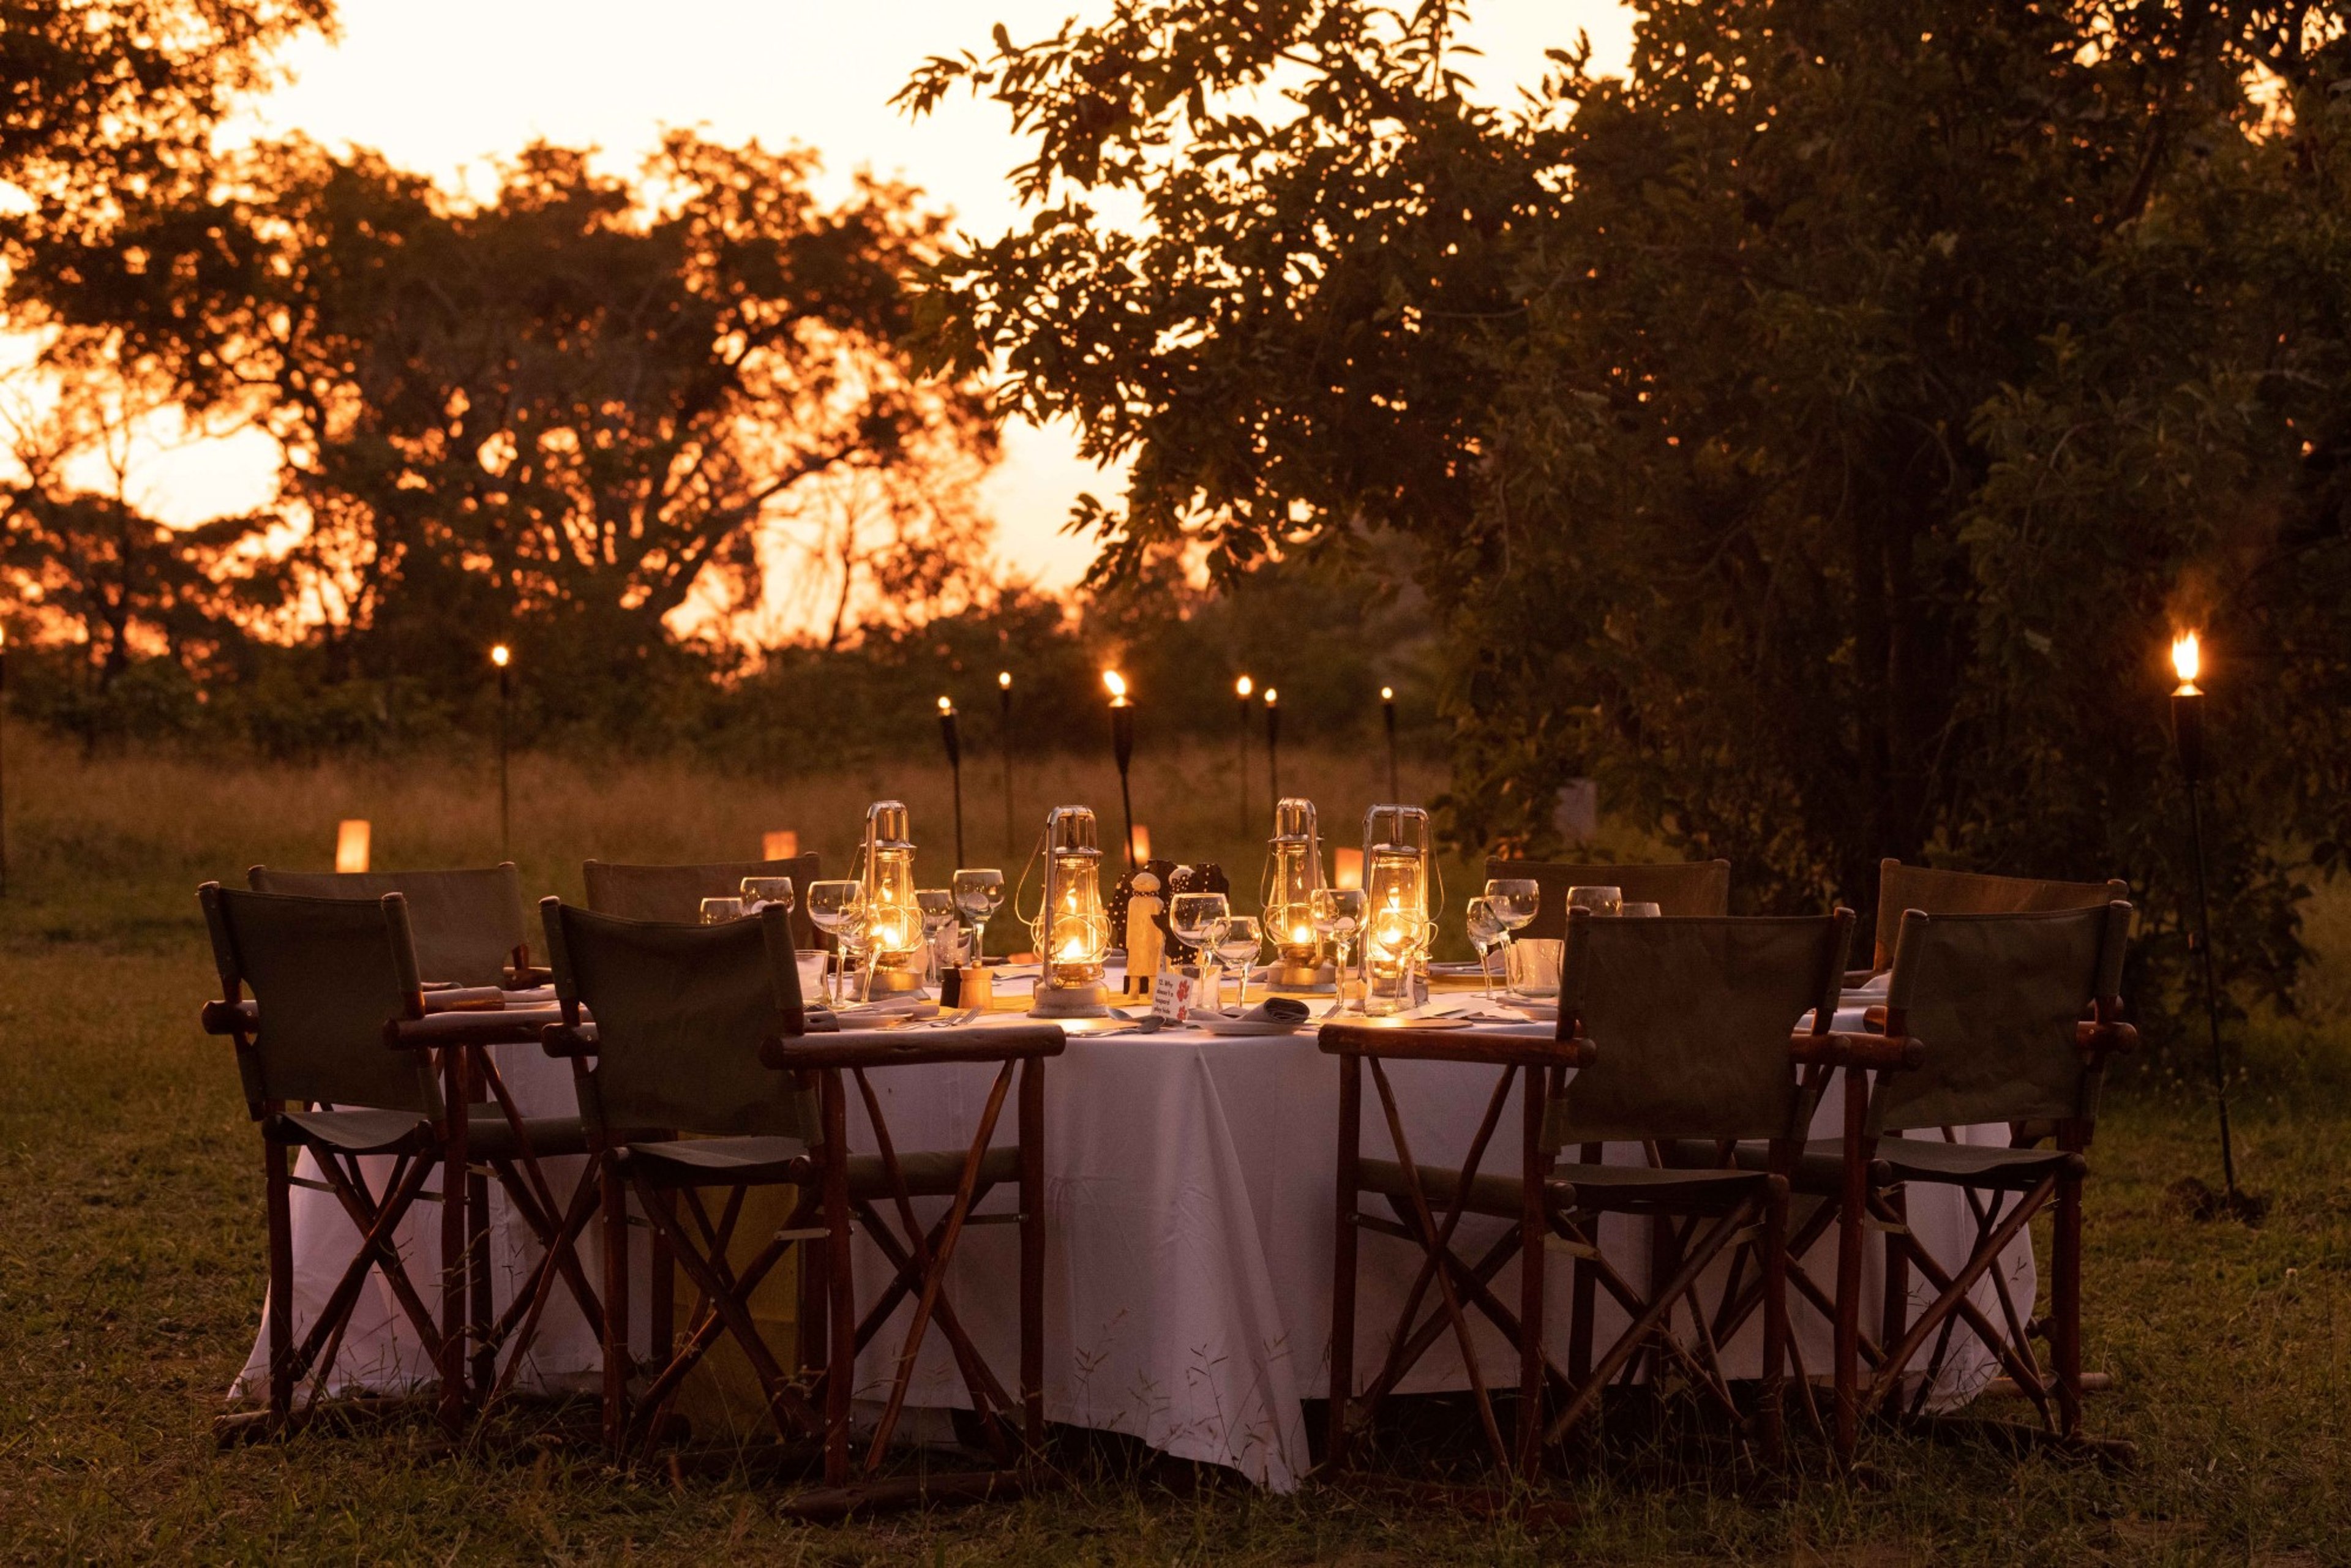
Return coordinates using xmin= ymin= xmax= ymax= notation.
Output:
xmin=2 ymin=734 xmax=2347 ymax=1562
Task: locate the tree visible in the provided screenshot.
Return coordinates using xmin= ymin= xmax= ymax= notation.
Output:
xmin=8 ymin=132 xmax=1002 ymax=715
xmin=903 ymin=0 xmax=2351 ymax=1007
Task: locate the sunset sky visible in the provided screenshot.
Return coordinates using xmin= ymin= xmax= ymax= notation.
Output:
xmin=165 ymin=1 xmax=1636 ymax=597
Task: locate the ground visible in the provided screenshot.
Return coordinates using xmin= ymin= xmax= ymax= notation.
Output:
xmin=1 ymin=739 xmax=2344 ymax=1562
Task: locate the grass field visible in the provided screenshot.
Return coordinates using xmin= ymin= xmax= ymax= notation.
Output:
xmin=2 ymin=735 xmax=2347 ymax=1562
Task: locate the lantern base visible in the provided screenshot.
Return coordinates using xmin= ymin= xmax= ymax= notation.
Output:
xmin=865 ymin=964 xmax=926 ymax=996
xmin=1029 ymin=983 xmax=1109 ymax=1019
xmin=1272 ymin=959 xmax=1335 ymax=990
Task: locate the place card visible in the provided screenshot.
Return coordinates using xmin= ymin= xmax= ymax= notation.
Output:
xmin=1149 ymin=972 xmax=1195 ymax=1023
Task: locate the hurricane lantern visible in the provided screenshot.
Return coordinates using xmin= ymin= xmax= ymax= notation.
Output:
xmin=1361 ymin=804 xmax=1437 ymax=1015
xmin=860 ymin=799 xmax=926 ymax=993
xmin=1261 ymin=796 xmax=1331 ymax=987
xmin=1029 ymin=805 xmax=1112 ymax=1018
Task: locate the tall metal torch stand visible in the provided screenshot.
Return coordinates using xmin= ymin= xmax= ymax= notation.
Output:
xmin=2172 ymin=651 xmax=2261 ymax=1221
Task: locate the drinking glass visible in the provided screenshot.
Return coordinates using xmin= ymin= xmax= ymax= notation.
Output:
xmin=1311 ymin=887 xmax=1368 ymax=1008
xmin=916 ymin=888 xmax=958 ymax=981
xmin=1169 ymin=892 xmax=1231 ymax=970
xmin=1483 ymin=877 xmax=1540 ymax=993
xmin=805 ymin=880 xmax=866 ymax=1005
xmin=952 ymin=868 xmax=1007 ymax=962
xmin=1623 ymin=901 xmax=1662 ymax=919
xmin=835 ymin=906 xmax=876 ymax=1004
xmin=698 ymin=896 xmax=746 ymax=925
xmin=1215 ymin=915 xmax=1265 ymax=1008
xmin=1565 ymin=884 xmax=1624 ymax=919
xmin=1465 ymin=895 xmax=1507 ymax=999
xmin=740 ymin=876 xmax=795 ymax=914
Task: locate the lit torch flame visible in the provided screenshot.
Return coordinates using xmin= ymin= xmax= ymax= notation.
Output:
xmin=2171 ymin=631 xmax=2200 ymax=695
xmin=1101 ymin=669 xmax=1128 ymax=703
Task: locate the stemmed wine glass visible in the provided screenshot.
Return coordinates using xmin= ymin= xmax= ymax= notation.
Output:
xmin=740 ymin=876 xmax=796 ymax=916
xmin=1169 ymin=890 xmax=1229 ymax=967
xmin=952 ymin=868 xmax=1006 ymax=962
xmin=1216 ymin=916 xmax=1265 ymax=1010
xmin=1311 ymin=887 xmax=1368 ymax=1011
xmin=1465 ymin=895 xmax=1507 ymax=1000
xmin=805 ymin=880 xmax=866 ymax=1005
xmin=1483 ymin=877 xmax=1540 ymax=995
xmin=915 ymin=888 xmax=958 ymax=983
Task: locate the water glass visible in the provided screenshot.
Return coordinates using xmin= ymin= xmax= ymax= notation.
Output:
xmin=952 ymin=868 xmax=1006 ymax=961
xmin=1565 ymin=885 xmax=1624 ymax=919
xmin=1622 ymin=901 xmax=1662 ymax=919
xmin=1215 ymin=915 xmax=1265 ymax=1008
xmin=740 ymin=876 xmax=795 ymax=913
xmin=805 ymin=880 xmax=867 ymax=1004
xmin=1465 ymin=895 xmax=1506 ymax=999
xmin=1311 ymin=887 xmax=1368 ymax=1009
xmin=698 ymin=896 xmax=747 ymax=925
xmin=1169 ymin=891 xmax=1231 ymax=967
xmin=916 ymin=888 xmax=958 ymax=980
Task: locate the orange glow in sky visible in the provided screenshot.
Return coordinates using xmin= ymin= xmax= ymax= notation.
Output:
xmin=147 ymin=2 xmax=1633 ymax=612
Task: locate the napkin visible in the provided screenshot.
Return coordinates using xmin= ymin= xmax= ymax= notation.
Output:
xmin=1241 ymin=997 xmax=1311 ymax=1024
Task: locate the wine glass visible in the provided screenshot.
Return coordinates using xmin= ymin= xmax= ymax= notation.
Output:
xmin=1483 ymin=877 xmax=1540 ymax=993
xmin=1311 ymin=887 xmax=1367 ymax=992
xmin=1623 ymin=901 xmax=1662 ymax=919
xmin=952 ymin=868 xmax=1007 ymax=962
xmin=1215 ymin=915 xmax=1265 ymax=1009
xmin=915 ymin=888 xmax=958 ymax=981
xmin=698 ymin=896 xmax=747 ymax=925
xmin=805 ymin=880 xmax=866 ymax=1005
xmin=1465 ymin=896 xmax=1507 ymax=999
xmin=1565 ymin=884 xmax=1624 ymax=919
xmin=1168 ymin=892 xmax=1230 ymax=970
xmin=740 ymin=876 xmax=795 ymax=915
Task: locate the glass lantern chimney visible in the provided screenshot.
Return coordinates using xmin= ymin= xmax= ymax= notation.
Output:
xmin=1262 ymin=796 xmax=1329 ymax=983
xmin=861 ymin=800 xmax=924 ymax=991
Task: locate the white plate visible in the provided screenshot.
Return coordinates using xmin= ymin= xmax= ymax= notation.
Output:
xmin=1193 ymin=1014 xmax=1310 ymax=1037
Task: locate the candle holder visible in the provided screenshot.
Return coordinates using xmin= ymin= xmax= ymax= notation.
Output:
xmin=860 ymin=800 xmax=928 ymax=994
xmin=1261 ymin=797 xmax=1333 ymax=988
xmin=1027 ymin=805 xmax=1111 ymax=1018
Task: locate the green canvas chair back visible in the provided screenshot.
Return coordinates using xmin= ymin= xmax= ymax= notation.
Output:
xmin=540 ymin=898 xmax=815 ymax=1142
xmin=1870 ymin=860 xmax=2128 ymax=972
xmin=247 ymin=863 xmax=530 ymax=989
xmin=582 ymin=855 xmax=822 ymax=948
xmin=1551 ymin=910 xmax=1847 ymax=1146
xmin=1489 ymin=858 xmax=1733 ymax=939
xmin=199 ymin=883 xmax=440 ymax=1122
xmin=1873 ymin=902 xmax=2130 ymax=1133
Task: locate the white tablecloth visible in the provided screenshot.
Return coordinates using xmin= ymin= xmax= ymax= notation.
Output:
xmin=236 ymin=1003 xmax=2030 ymax=1490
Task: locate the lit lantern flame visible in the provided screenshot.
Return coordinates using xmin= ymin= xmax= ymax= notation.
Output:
xmin=490 ymin=644 xmax=510 ymax=668
xmin=1235 ymin=674 xmax=1253 ymax=699
xmin=2171 ymin=631 xmax=2201 ymax=694
xmin=1102 ymin=669 xmax=1129 ymax=704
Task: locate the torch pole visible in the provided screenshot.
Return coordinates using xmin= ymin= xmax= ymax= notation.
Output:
xmin=1112 ymin=701 xmax=1138 ymax=870
xmin=497 ymin=658 xmax=511 ymax=863
xmin=1265 ymin=696 xmax=1281 ymax=805
xmin=1381 ymin=688 xmax=1399 ymax=802
xmin=0 ymin=628 xmax=10 ymax=899
xmin=939 ymin=701 xmax=966 ymax=869
xmin=1236 ymin=689 xmax=1251 ymax=833
xmin=998 ymin=676 xmax=1015 ymax=860
xmin=2173 ymin=681 xmax=2246 ymax=1209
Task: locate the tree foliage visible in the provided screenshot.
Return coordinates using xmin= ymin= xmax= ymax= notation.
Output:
xmin=904 ymin=0 xmax=2351 ymax=1010
xmin=8 ymin=132 xmax=1001 ymax=713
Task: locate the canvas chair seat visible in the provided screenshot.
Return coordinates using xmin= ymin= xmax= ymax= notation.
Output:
xmin=268 ymin=1106 xmax=435 ymax=1155
xmin=1673 ymin=1135 xmax=2080 ymax=1193
xmin=466 ymin=1112 xmax=593 ymax=1162
xmin=1360 ymin=1155 xmax=1770 ymax=1219
xmin=620 ymin=1134 xmax=810 ymax=1185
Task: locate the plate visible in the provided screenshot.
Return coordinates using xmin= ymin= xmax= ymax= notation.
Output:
xmin=1193 ymin=1014 xmax=1310 ymax=1037
xmin=1506 ymin=1000 xmax=1560 ymax=1021
xmin=1426 ymin=961 xmax=1491 ymax=978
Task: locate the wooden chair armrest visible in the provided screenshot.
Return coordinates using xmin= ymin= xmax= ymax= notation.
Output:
xmin=1318 ymin=1022 xmax=1594 ymax=1068
xmin=2077 ymin=1019 xmax=2139 ymax=1059
xmin=1791 ymin=1030 xmax=1922 ymax=1070
xmin=1859 ymin=1004 xmax=1890 ymax=1031
xmin=384 ymin=1006 xmax=562 ymax=1051
xmin=421 ymin=986 xmax=511 ymax=1013
xmin=762 ymin=1024 xmax=1067 ymax=1070
xmin=541 ymin=1020 xmax=600 ymax=1059
xmin=200 ymin=999 xmax=258 ymax=1036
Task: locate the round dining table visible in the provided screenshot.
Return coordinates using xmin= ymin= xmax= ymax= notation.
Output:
xmin=232 ymin=972 xmax=2030 ymax=1490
